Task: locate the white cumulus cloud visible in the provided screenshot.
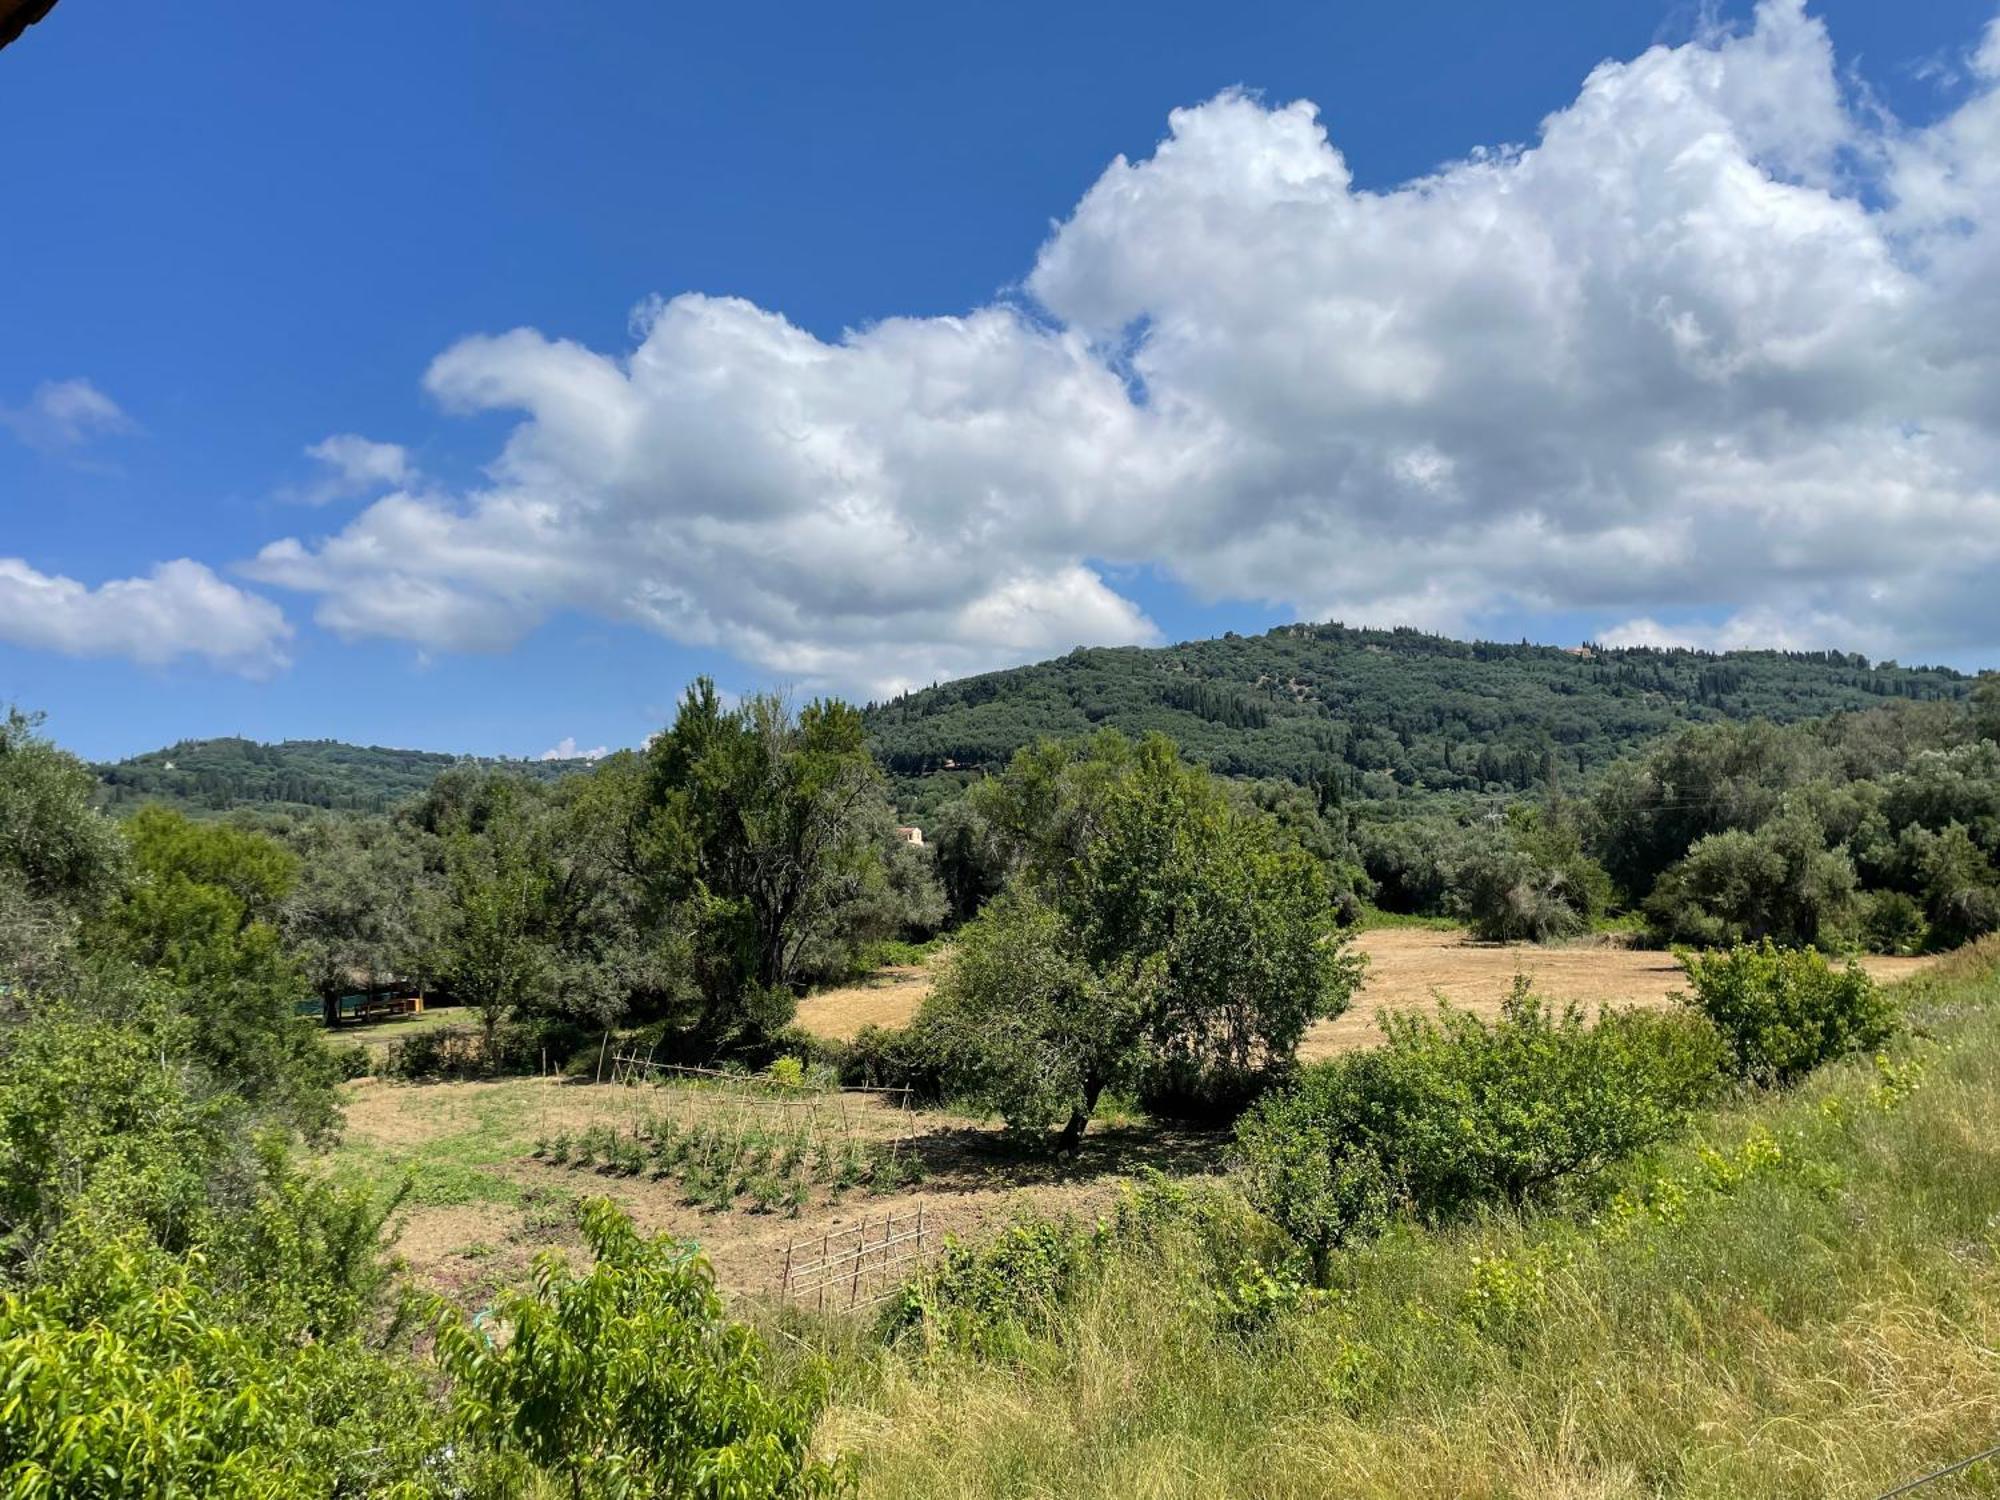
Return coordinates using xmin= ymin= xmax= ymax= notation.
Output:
xmin=247 ymin=1 xmax=2000 ymax=689
xmin=538 ymin=736 xmax=609 ymax=762
xmin=288 ymin=433 xmax=417 ymax=504
xmin=0 ymin=558 xmax=292 ymax=676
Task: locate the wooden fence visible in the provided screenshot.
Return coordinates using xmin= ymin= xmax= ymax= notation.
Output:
xmin=780 ymin=1207 xmax=930 ymax=1311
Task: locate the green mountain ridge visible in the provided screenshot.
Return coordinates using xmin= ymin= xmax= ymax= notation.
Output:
xmin=862 ymin=622 xmax=1972 ymax=814
xmin=92 ymin=623 xmax=1975 ymax=816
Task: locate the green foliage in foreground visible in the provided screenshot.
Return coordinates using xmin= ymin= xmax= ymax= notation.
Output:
xmin=433 ymin=1198 xmax=847 ymax=1499
xmin=0 ymin=1230 xmax=441 ymax=1499
xmin=1236 ymin=982 xmax=1725 ymax=1277
xmin=1678 ymin=940 xmax=1897 ymax=1085
xmin=827 ymin=947 xmax=2000 ymax=1500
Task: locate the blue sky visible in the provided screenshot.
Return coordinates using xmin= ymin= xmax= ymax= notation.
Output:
xmin=3 ymin=0 xmax=1998 ymax=762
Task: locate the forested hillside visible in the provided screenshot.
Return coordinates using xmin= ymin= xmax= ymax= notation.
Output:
xmin=93 ymin=625 xmax=1973 ymax=820
xmin=863 ymin=623 xmax=1970 ymax=812
xmin=94 ymin=736 xmax=592 ymax=814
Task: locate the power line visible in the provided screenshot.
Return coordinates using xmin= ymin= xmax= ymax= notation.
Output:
xmin=1871 ymin=1442 xmax=2000 ymax=1499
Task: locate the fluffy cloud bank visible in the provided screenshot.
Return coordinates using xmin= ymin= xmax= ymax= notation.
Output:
xmin=0 ymin=558 xmax=291 ymax=676
xmin=250 ymin=1 xmax=2000 ymax=692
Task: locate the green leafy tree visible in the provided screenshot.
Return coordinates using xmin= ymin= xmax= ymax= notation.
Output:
xmin=917 ymin=887 xmax=1155 ymax=1147
xmin=428 ymin=781 xmax=557 ymax=1063
xmin=1450 ymin=807 xmax=1613 ymax=942
xmin=922 ymin=734 xmax=1361 ymax=1148
xmin=280 ymin=813 xmax=428 ymax=1023
xmin=0 ymin=708 xmax=127 ymax=985
xmin=1972 ymin=672 xmax=2000 ymax=747
xmin=104 ymin=808 xmax=334 ymax=1135
xmin=639 ymin=680 xmax=890 ymax=1047
xmin=1644 ymin=807 xmax=1857 ymax=949
xmin=1590 ymin=719 xmax=1824 ymax=903
xmin=0 ymin=988 xmax=237 ymax=1263
xmin=1903 ymin=821 xmax=2000 ymax=948
xmin=432 ymin=1197 xmax=847 ymax=1499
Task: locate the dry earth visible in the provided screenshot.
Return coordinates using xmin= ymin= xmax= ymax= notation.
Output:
xmin=334 ymin=1073 xmax=1195 ymax=1305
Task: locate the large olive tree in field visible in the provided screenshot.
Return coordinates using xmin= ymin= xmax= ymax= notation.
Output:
xmin=921 ymin=733 xmax=1362 ymax=1149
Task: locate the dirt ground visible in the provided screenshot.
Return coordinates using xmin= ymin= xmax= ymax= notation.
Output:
xmin=335 ymin=930 xmax=1937 ymax=1304
xmin=332 ymin=1073 xmax=1190 ymax=1305
xmin=788 ymin=928 xmax=1940 ymax=1060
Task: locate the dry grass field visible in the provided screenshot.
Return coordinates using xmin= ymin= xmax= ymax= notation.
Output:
xmin=790 ymin=929 xmax=1940 ymax=1058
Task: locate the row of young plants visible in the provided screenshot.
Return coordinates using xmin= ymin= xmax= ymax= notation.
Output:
xmin=532 ymin=1112 xmax=924 ymax=1214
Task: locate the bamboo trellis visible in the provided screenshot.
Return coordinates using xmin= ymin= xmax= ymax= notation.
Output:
xmin=601 ymin=1051 xmax=919 ymax=1162
xmin=780 ymin=1206 xmax=930 ymax=1310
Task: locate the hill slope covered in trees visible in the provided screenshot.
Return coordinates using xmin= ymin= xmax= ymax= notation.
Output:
xmin=863 ymin=623 xmax=1971 ymax=812
xmin=94 ymin=736 xmax=593 ymax=814
xmin=92 ymin=625 xmax=1974 ymax=817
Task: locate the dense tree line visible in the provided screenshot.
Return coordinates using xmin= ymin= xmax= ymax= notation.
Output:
xmin=1336 ymin=690 xmax=2000 ymax=953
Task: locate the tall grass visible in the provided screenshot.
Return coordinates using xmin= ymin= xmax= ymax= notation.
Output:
xmin=818 ymin=944 xmax=2000 ymax=1498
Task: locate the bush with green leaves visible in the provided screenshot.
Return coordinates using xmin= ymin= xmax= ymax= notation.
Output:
xmin=1237 ymin=980 xmax=1725 ymax=1277
xmin=0 ymin=1230 xmax=446 ymax=1500
xmin=1677 ymin=940 xmax=1897 ymax=1085
xmin=432 ymin=1197 xmax=847 ymax=1498
xmin=1643 ymin=807 xmax=1858 ymax=950
xmin=1857 ymin=889 xmax=1927 ymax=955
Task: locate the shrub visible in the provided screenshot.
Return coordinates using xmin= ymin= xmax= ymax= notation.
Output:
xmin=837 ymin=1022 xmax=950 ymax=1102
xmin=1678 ymin=941 xmax=1897 ymax=1086
xmin=1858 ymin=890 xmax=1927 ymax=955
xmin=1234 ymin=1103 xmax=1392 ymax=1283
xmin=382 ymin=1024 xmax=486 ymax=1080
xmin=1450 ymin=812 xmax=1613 ymax=944
xmin=326 ymin=1042 xmax=371 ymax=1081
xmin=883 ymin=1213 xmax=1107 ymax=1356
xmin=432 ymin=1198 xmax=847 ymax=1497
xmin=1237 ymin=980 xmax=1725 ymax=1276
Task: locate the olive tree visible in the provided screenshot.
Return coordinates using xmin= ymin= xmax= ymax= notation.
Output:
xmin=919 ymin=733 xmax=1361 ymax=1150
